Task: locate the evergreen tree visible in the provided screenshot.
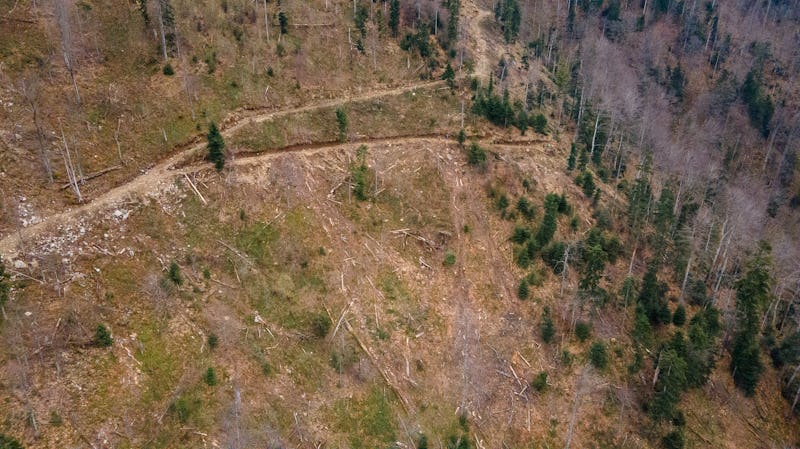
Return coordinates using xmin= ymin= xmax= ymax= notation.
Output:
xmin=730 ymin=244 xmax=772 ymax=395
xmin=651 ymin=349 xmax=688 ymax=421
xmin=278 ymin=11 xmax=289 ymax=35
xmin=540 ymin=306 xmax=556 ymax=343
xmin=0 ymin=259 xmax=9 ymax=314
xmin=206 ymin=122 xmax=226 ymax=171
xmin=730 ymin=335 xmax=762 ymax=396
xmin=672 ymin=304 xmax=686 ymax=327
xmin=567 ymin=143 xmax=577 ymax=171
xmin=204 ymin=367 xmax=217 ymax=386
xmin=389 ymin=0 xmax=400 ymax=37
xmin=95 ymin=324 xmax=113 ymax=347
xmin=445 ymin=0 xmax=460 ymax=43
xmin=442 ymin=62 xmax=456 ymax=90
xmin=589 ymin=341 xmax=608 ymax=369
xmin=336 ymin=108 xmax=348 ymax=142
xmin=517 ymin=279 xmax=529 ymax=300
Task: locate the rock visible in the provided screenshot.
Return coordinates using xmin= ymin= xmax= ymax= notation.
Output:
xmin=13 ymin=260 xmax=27 ymax=269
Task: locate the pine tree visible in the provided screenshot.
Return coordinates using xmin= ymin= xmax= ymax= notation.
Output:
xmin=204 ymin=367 xmax=217 ymax=386
xmin=95 ymin=324 xmax=113 ymax=347
xmin=278 ymin=11 xmax=289 ymax=35
xmin=389 ymin=0 xmax=400 ymax=37
xmin=206 ymin=122 xmax=225 ymax=171
xmin=672 ymin=304 xmax=686 ymax=326
xmin=336 ymin=108 xmax=348 ymax=142
xmin=540 ymin=306 xmax=556 ymax=343
xmin=730 ymin=244 xmax=772 ymax=395
xmin=0 ymin=259 xmax=9 ymax=313
xmin=446 ymin=0 xmax=460 ymax=43
xmin=517 ymin=279 xmax=529 ymax=300
xmin=442 ymin=62 xmax=456 ymax=90
xmin=567 ymin=143 xmax=577 ymax=170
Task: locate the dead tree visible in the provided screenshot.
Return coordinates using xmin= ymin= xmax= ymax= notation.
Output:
xmin=19 ymin=76 xmax=54 ymax=183
xmin=55 ymin=0 xmax=80 ymax=103
xmin=59 ymin=124 xmax=83 ymax=203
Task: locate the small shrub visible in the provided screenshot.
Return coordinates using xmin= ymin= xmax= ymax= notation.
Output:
xmin=336 ymin=107 xmax=348 ymax=142
xmin=207 ymin=333 xmax=219 ymax=350
xmin=467 ymin=142 xmax=487 ymax=166
xmin=203 ymin=367 xmax=217 ymax=386
xmin=517 ymin=280 xmax=529 ymax=300
xmin=0 ymin=435 xmax=23 ymax=449
xmin=206 ymin=122 xmax=226 ymax=171
xmin=168 ymin=261 xmax=182 ymax=285
xmin=561 ymin=349 xmax=574 ymax=366
xmin=261 ymin=361 xmax=273 ymax=376
xmin=49 ymin=411 xmax=63 ymax=426
xmin=662 ymin=429 xmax=685 ymax=449
xmin=311 ymin=313 xmax=332 ymax=338
xmin=162 ymin=63 xmax=174 ymax=75
xmin=589 ymin=341 xmax=608 ymax=369
xmin=531 ymin=371 xmax=548 ymax=392
xmin=170 ymin=395 xmax=201 ymax=424
xmin=95 ymin=324 xmax=113 ymax=347
xmin=496 ymin=193 xmax=509 ymax=210
xmin=575 ymin=321 xmax=591 ymax=341
xmin=443 ymin=250 xmax=456 ymax=266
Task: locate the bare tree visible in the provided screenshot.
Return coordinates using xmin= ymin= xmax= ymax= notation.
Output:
xmin=54 ymin=0 xmax=80 ymax=103
xmin=59 ymin=123 xmax=83 ymax=203
xmin=18 ymin=76 xmax=54 ymax=183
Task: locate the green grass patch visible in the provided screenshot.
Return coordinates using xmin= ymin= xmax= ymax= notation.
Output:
xmin=331 ymin=385 xmax=397 ymax=449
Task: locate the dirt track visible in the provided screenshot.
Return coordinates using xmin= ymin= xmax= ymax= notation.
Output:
xmin=0 ymin=0 xmax=500 ymax=261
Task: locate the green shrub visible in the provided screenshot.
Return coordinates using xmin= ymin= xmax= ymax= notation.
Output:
xmin=662 ymin=430 xmax=685 ymax=449
xmin=589 ymin=341 xmax=608 ymax=369
xmin=170 ymin=395 xmax=201 ymax=423
xmin=206 ymin=122 xmax=226 ymax=171
xmin=203 ymin=367 xmax=217 ymax=386
xmin=575 ymin=321 xmax=591 ymax=341
xmin=511 ymin=225 xmax=532 ymax=244
xmin=168 ymin=261 xmax=182 ymax=285
xmin=443 ymin=250 xmax=456 ymax=266
xmin=0 ymin=434 xmax=24 ymax=449
xmin=467 ymin=142 xmax=487 ymax=166
xmin=336 ymin=107 xmax=348 ymax=142
xmin=540 ymin=306 xmax=555 ymax=343
xmin=162 ymin=63 xmax=174 ymax=75
xmin=517 ymin=280 xmax=529 ymax=300
xmin=207 ymin=333 xmax=219 ymax=350
xmin=531 ymin=371 xmax=548 ymax=392
xmin=311 ymin=313 xmax=332 ymax=338
xmin=95 ymin=324 xmax=113 ymax=347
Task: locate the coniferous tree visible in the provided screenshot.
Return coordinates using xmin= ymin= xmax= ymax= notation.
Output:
xmin=730 ymin=244 xmax=772 ymax=395
xmin=389 ymin=0 xmax=400 ymax=37
xmin=0 ymin=259 xmax=9 ymax=314
xmin=206 ymin=122 xmax=226 ymax=171
xmin=336 ymin=108 xmax=348 ymax=142
xmin=540 ymin=306 xmax=556 ymax=343
xmin=442 ymin=62 xmax=456 ymax=89
xmin=95 ymin=324 xmax=113 ymax=347
xmin=278 ymin=11 xmax=289 ymax=35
